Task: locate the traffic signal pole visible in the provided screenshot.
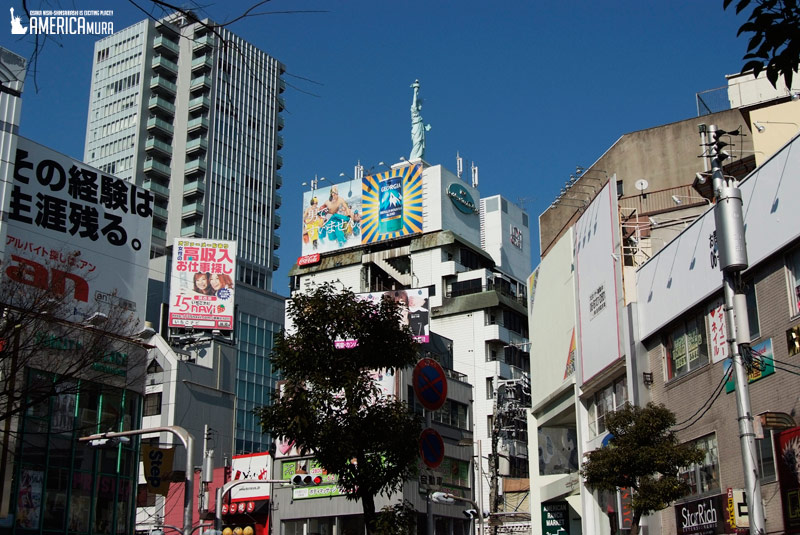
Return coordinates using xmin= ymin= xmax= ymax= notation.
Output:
xmin=707 ymin=125 xmax=765 ymax=535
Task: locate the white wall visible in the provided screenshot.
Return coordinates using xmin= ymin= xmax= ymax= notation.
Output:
xmin=529 ymin=229 xmax=577 ymax=408
xmin=637 ymin=133 xmax=800 ymax=339
xmin=481 ymin=195 xmax=532 ymax=283
xmin=574 ymin=182 xmax=625 ymax=384
xmin=422 ymin=165 xmax=481 ymax=244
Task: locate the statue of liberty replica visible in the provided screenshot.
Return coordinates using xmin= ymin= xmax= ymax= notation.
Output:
xmin=410 ymin=80 xmax=431 ymax=160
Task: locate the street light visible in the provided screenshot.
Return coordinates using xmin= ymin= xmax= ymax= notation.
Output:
xmin=80 ymin=426 xmax=194 ymax=535
xmin=430 ymin=492 xmax=484 ymax=532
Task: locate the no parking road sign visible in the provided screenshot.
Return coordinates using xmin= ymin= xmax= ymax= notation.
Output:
xmin=413 ymin=358 xmax=447 ymax=411
xmin=419 ymin=428 xmax=445 ymax=468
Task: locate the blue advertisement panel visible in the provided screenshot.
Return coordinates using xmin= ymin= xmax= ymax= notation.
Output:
xmin=362 ymin=165 xmax=423 ymax=244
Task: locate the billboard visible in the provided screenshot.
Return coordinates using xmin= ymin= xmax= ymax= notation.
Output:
xmin=167 ymin=238 xmax=236 ymax=330
xmin=332 ymin=288 xmax=430 ymax=346
xmin=301 ymin=178 xmax=362 ymax=256
xmin=230 ymin=452 xmax=271 ymax=502
xmin=299 ymin=165 xmax=424 ymax=256
xmin=362 ymin=165 xmax=424 ymax=244
xmin=574 ymin=182 xmax=624 ymax=383
xmin=4 ymin=137 xmax=153 ymax=323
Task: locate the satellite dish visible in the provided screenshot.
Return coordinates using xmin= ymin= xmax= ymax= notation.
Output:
xmin=634 ymin=179 xmax=649 ymax=192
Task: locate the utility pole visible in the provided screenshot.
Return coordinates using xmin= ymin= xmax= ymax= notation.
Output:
xmin=707 ymin=124 xmax=765 ymax=535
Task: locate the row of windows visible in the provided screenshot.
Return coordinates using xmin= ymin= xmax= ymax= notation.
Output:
xmin=104 ymin=72 xmax=140 ymax=98
xmin=103 ymin=52 xmax=142 ymax=78
xmin=588 ymin=377 xmax=628 ymax=436
xmin=99 ymin=113 xmax=137 ymax=138
xmin=96 ymin=93 xmax=138 ymax=122
xmin=91 ymin=133 xmax=135 ymax=161
xmin=99 ymin=154 xmax=134 ymax=176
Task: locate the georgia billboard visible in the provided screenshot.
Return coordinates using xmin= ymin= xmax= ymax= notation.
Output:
xmin=4 ymin=137 xmax=153 ymax=324
xmin=167 ymin=238 xmax=236 ymax=330
xmin=361 ymin=165 xmax=423 ymax=244
xmin=300 ymin=165 xmax=424 ymax=256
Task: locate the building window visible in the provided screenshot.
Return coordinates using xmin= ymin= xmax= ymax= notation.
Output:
xmin=745 ymin=280 xmax=760 ymax=340
xmin=431 ymin=400 xmax=468 ymax=430
xmin=787 ymin=248 xmax=800 ymax=316
xmin=486 ymin=377 xmax=494 ymax=400
xmin=679 ymin=434 xmax=720 ymax=497
xmin=665 ymin=312 xmax=709 ymax=380
xmin=756 ymin=429 xmax=777 ymax=482
xmin=588 ymin=377 xmax=627 ymax=436
xmin=143 ymin=392 xmax=162 ymax=416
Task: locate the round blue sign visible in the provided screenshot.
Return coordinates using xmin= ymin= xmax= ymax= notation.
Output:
xmin=420 ymin=428 xmax=445 ymax=468
xmin=413 ymin=358 xmax=448 ymax=411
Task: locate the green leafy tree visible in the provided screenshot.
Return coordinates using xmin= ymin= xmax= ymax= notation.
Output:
xmin=256 ymin=283 xmax=422 ymax=534
xmin=580 ymin=402 xmax=705 ymax=535
xmin=724 ymin=0 xmax=800 ymax=88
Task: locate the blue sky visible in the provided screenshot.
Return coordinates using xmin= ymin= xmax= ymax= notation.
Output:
xmin=2 ymin=1 xmax=749 ymax=296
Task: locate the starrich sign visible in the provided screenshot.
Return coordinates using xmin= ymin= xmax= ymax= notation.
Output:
xmin=675 ymin=493 xmax=727 ymax=535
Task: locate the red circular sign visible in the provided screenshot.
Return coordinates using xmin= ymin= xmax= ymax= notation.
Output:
xmin=237 ymin=502 xmax=246 ymax=513
xmin=221 ymin=504 xmax=229 ymax=515
xmin=419 ymin=428 xmax=445 ymax=468
xmin=413 ymin=358 xmax=448 ymax=411
xmin=246 ymin=501 xmax=255 ymax=513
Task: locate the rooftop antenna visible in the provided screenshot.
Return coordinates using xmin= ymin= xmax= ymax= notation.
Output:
xmin=471 ymin=162 xmax=479 ymax=188
xmin=355 ymin=160 xmax=364 ymax=181
xmin=456 ymin=152 xmax=463 ymax=179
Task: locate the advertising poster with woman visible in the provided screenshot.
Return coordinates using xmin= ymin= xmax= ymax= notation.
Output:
xmin=167 ymin=239 xmax=237 ymax=330
xmin=301 ymin=178 xmax=362 ymax=256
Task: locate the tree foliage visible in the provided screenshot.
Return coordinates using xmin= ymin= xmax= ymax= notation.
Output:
xmin=580 ymin=403 xmax=704 ymax=535
xmin=724 ymin=0 xmax=800 ymax=89
xmin=256 ymin=283 xmax=422 ymax=533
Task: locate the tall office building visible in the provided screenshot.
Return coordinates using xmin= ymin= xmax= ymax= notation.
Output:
xmin=84 ymin=11 xmax=284 ymax=287
xmin=84 ymin=13 xmax=286 ymax=455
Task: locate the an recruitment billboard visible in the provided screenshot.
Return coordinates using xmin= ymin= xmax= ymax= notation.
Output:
xmin=3 ymin=137 xmax=153 ymax=324
xmin=167 ymin=238 xmax=236 ymax=330
xmin=300 ymin=165 xmax=424 ymax=256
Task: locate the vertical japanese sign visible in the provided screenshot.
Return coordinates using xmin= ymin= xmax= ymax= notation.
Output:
xmin=4 ymin=137 xmax=153 ymax=324
xmin=707 ymin=299 xmax=729 ymax=363
xmin=168 ymin=238 xmax=236 ymax=330
xmin=776 ymin=426 xmax=800 ymax=533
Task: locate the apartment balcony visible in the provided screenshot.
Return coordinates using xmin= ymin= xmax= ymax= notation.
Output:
xmin=274 ymin=173 xmax=282 ymax=190
xmin=276 ymin=95 xmax=285 ymax=112
xmin=146 ymin=116 xmax=174 ymax=136
xmin=143 ymin=178 xmax=170 ymax=200
xmin=273 ymin=213 xmax=281 ymax=229
xmin=272 ymin=254 xmax=280 ymax=271
xmin=185 ymin=136 xmax=208 ymax=155
xmin=183 ymin=178 xmax=206 ymax=196
xmin=145 ymin=136 xmax=172 ymax=158
xmin=180 ymin=223 xmax=203 ymax=237
xmin=148 ymin=95 xmax=175 ymax=118
xmin=273 ymin=192 xmax=281 ymax=209
xmin=151 ymin=55 xmax=178 ymax=76
xmin=150 ymin=75 xmax=177 ymax=97
xmin=153 ymin=34 xmax=179 ymax=57
xmin=188 ymin=95 xmax=210 ymax=113
xmin=186 ymin=116 xmax=209 ymax=133
xmin=152 ymin=204 xmax=169 ymax=221
xmin=276 ymin=115 xmax=284 ymax=131
xmin=192 ymin=33 xmax=214 ymax=51
xmin=278 ymin=78 xmax=286 ymax=94
xmin=152 ymin=227 xmax=167 ymax=242
xmin=184 ymin=158 xmax=207 ymax=176
xmin=275 ymin=153 xmax=283 ymax=169
xmin=273 ymin=234 xmax=280 ymax=250
xmin=276 ymin=134 xmax=284 ymax=150
xmin=191 ymin=55 xmax=213 ymax=72
xmin=181 ymin=202 xmax=205 ymax=218
xmin=190 ymin=74 xmax=212 ymax=91
xmin=143 ymin=158 xmax=171 ymax=180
